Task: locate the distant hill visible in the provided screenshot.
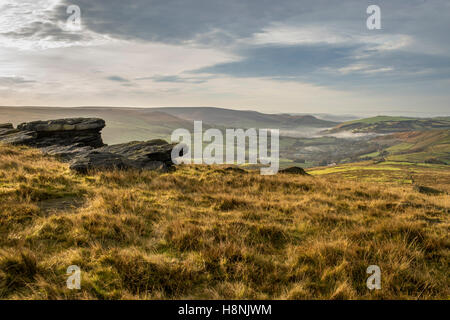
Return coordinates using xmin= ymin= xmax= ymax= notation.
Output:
xmin=151 ymin=107 xmax=339 ymax=128
xmin=328 ymin=116 xmax=450 ymax=134
xmin=0 ymin=107 xmax=197 ymax=144
xmin=289 ymin=113 xmax=359 ymax=122
xmin=0 ymin=106 xmax=338 ymax=144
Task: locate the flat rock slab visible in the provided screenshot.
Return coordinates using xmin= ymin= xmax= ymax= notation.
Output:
xmin=0 ymin=131 xmax=36 ymax=145
xmin=69 ymin=151 xmax=134 ymax=173
xmin=1 ymin=117 xmax=107 ymax=149
xmin=40 ymin=143 xmax=94 ymax=161
xmin=69 ymin=151 xmax=168 ymax=173
xmin=98 ymin=139 xmax=175 ymax=163
xmin=0 ymin=128 xmax=20 ymax=136
xmin=0 ymin=123 xmax=13 ymax=129
xmin=18 ymin=118 xmax=105 ymax=132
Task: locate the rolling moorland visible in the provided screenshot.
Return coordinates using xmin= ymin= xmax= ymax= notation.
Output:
xmin=0 ymin=107 xmax=449 ymax=299
xmin=328 ymin=116 xmax=450 ymax=134
xmin=0 ymin=143 xmax=449 ymax=299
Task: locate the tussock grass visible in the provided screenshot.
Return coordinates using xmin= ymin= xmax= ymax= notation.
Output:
xmin=0 ymin=144 xmax=449 ymax=299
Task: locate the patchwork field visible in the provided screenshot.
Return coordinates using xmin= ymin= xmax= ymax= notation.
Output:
xmin=0 ymin=144 xmax=448 ymax=299
xmin=329 ymin=116 xmax=450 ymax=134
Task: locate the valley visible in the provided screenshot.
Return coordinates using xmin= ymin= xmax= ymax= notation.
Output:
xmin=1 ymin=106 xmax=449 ymax=168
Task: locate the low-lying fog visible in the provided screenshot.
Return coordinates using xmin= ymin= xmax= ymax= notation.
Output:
xmin=279 ymin=127 xmax=381 ymax=140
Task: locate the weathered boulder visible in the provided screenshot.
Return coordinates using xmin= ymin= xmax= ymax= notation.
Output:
xmin=40 ymin=143 xmax=94 ymax=161
xmin=0 ymin=130 xmax=36 ymax=145
xmin=0 ymin=128 xmax=19 ymax=136
xmin=1 ymin=118 xmax=105 ymax=150
xmin=0 ymin=118 xmax=177 ymax=173
xmin=0 ymin=123 xmax=20 ymax=137
xmin=97 ymin=139 xmax=175 ymax=167
xmin=17 ymin=118 xmax=105 ymax=133
xmin=16 ymin=118 xmax=105 ymax=148
xmin=69 ymin=151 xmax=134 ymax=173
xmin=69 ymin=151 xmax=169 ymax=173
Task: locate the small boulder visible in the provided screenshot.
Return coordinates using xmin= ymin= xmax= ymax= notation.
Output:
xmin=69 ymin=151 xmax=134 ymax=174
xmin=279 ymin=166 xmax=309 ymax=175
xmin=224 ymin=166 xmax=247 ymax=173
xmin=414 ymin=185 xmax=443 ymax=195
xmin=424 ymin=158 xmax=446 ymax=165
xmin=69 ymin=151 xmax=170 ymax=174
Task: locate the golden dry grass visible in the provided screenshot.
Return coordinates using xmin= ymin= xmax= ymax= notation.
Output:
xmin=0 ymin=144 xmax=449 ymax=299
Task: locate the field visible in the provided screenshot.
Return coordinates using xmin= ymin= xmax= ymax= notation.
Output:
xmin=344 ymin=116 xmax=416 ymax=125
xmin=330 ymin=116 xmax=450 ymax=134
xmin=0 ymin=144 xmax=449 ymax=299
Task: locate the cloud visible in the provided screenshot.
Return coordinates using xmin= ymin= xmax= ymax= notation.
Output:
xmin=191 ymin=40 xmax=450 ymax=91
xmin=136 ymin=75 xmax=209 ymax=84
xmin=338 ymin=65 xmax=394 ymax=75
xmin=106 ymin=75 xmax=129 ymax=82
xmin=247 ymin=25 xmax=413 ymax=52
xmin=193 ymin=44 xmax=358 ymax=77
xmin=44 ymin=0 xmax=449 ymax=53
xmin=53 ymin=0 xmax=309 ymax=44
xmin=0 ymin=76 xmax=35 ymax=86
xmin=0 ymin=0 xmax=113 ymax=50
xmin=44 ymin=0 xmax=449 ymax=92
xmin=0 ymin=0 xmax=449 ymax=114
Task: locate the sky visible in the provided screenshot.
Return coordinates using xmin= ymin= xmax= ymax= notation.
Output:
xmin=0 ymin=0 xmax=449 ymax=116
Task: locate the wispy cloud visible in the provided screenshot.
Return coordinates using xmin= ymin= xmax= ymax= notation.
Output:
xmin=106 ymin=75 xmax=129 ymax=83
xmin=136 ymin=75 xmax=209 ymax=84
xmin=0 ymin=76 xmax=35 ymax=86
xmin=0 ymin=0 xmax=113 ymax=50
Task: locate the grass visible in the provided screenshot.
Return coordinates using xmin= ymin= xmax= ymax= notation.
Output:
xmin=343 ymin=116 xmax=416 ymax=125
xmin=359 ymin=151 xmax=380 ymax=159
xmin=385 ymin=143 xmax=415 ymax=153
xmin=0 ymin=144 xmax=449 ymax=299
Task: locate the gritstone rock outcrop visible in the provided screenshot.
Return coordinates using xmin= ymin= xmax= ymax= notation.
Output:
xmin=0 ymin=118 xmax=177 ymax=173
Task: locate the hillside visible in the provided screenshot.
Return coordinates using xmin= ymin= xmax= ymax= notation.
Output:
xmin=148 ymin=107 xmax=339 ymax=128
xmin=357 ymin=130 xmax=450 ymax=165
xmin=328 ymin=116 xmax=450 ymax=134
xmin=2 ymin=109 xmax=448 ymax=169
xmin=0 ymin=144 xmax=448 ymax=299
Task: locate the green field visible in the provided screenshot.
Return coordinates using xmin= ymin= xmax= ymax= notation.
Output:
xmin=331 ymin=116 xmax=450 ymax=134
xmin=344 ymin=116 xmax=416 ymax=125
